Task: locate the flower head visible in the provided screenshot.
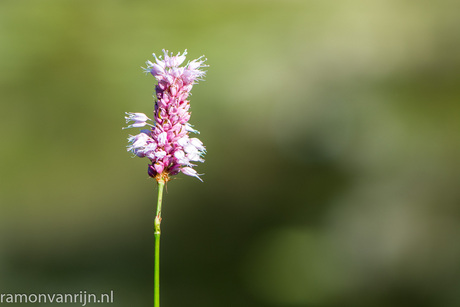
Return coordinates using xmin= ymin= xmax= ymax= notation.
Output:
xmin=125 ymin=50 xmax=207 ymax=182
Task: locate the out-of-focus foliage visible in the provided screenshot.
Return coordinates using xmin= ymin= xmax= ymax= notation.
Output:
xmin=1 ymin=0 xmax=460 ymax=306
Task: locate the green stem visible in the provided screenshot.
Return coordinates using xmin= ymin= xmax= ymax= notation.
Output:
xmin=154 ymin=180 xmax=164 ymax=307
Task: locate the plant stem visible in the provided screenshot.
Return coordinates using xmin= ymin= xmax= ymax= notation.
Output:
xmin=154 ymin=180 xmax=164 ymax=307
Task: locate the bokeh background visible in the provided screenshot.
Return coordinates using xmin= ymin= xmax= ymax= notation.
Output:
xmin=1 ymin=0 xmax=460 ymax=306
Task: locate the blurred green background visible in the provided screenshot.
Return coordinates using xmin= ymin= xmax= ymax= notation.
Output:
xmin=1 ymin=0 xmax=460 ymax=306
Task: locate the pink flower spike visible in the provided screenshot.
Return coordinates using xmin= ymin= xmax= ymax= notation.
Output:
xmin=124 ymin=50 xmax=207 ymax=182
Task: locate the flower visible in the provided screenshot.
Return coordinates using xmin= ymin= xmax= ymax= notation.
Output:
xmin=124 ymin=50 xmax=207 ymax=182
xmin=123 ymin=112 xmax=153 ymax=129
